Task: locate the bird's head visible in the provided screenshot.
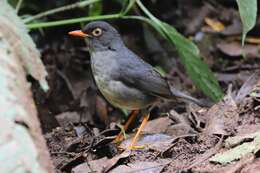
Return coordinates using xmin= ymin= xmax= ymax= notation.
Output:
xmin=69 ymin=21 xmax=123 ymax=51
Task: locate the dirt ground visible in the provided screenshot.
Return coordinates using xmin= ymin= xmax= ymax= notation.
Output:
xmin=30 ymin=1 xmax=260 ymax=172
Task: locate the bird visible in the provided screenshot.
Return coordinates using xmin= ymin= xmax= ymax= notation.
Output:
xmin=69 ymin=21 xmax=207 ymax=150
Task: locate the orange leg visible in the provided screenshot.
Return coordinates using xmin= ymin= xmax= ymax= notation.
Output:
xmin=114 ymin=110 xmax=139 ymax=143
xmin=128 ymin=113 xmax=150 ymax=150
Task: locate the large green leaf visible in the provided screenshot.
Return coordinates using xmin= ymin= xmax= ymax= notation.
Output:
xmin=161 ymin=23 xmax=224 ymax=101
xmin=236 ymin=0 xmax=257 ymax=46
xmin=161 ymin=22 xmax=199 ymax=55
xmin=136 ymin=0 xmax=223 ymax=101
xmin=147 ymin=19 xmax=224 ymax=101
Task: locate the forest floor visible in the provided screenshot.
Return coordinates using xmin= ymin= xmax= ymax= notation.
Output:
xmin=29 ymin=1 xmax=260 ymax=172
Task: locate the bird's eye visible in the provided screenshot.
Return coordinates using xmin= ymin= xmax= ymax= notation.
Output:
xmin=92 ymin=28 xmax=102 ymax=37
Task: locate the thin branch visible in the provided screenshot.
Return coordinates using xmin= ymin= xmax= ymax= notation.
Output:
xmin=23 ymin=0 xmax=100 ymax=23
xmin=24 ymin=0 xmax=157 ymax=31
xmin=26 ymin=13 xmax=120 ymax=29
xmin=136 ymin=0 xmax=157 ymax=22
xmin=26 ymin=14 xmax=154 ymax=30
xmin=121 ymin=0 xmax=136 ymax=15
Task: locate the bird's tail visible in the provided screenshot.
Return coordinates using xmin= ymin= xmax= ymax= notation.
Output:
xmin=169 ymin=86 xmax=211 ymax=107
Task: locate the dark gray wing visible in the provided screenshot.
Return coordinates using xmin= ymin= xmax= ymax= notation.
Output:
xmin=116 ymin=49 xmax=172 ymax=99
xmin=114 ymin=48 xmax=208 ymax=106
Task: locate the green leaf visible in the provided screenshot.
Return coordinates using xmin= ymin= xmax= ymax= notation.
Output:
xmin=236 ymin=0 xmax=257 ymax=46
xmin=177 ymin=46 xmax=224 ymax=102
xmin=88 ymin=1 xmax=102 ymax=16
xmin=136 ymin=0 xmax=223 ymax=101
xmin=161 ymin=22 xmax=200 ymax=55
xmin=149 ymin=20 xmax=224 ymax=101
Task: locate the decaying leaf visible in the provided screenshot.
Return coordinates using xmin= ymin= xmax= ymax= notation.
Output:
xmin=241 ymin=158 xmax=260 ymax=173
xmin=217 ymin=42 xmax=260 ymax=58
xmin=142 ymin=117 xmax=173 ymax=135
xmin=235 ymin=72 xmax=260 ymax=104
xmin=225 ymin=131 xmax=260 ymax=148
xmin=111 ymin=160 xmax=170 ymax=173
xmin=72 ymin=157 xmax=109 ymax=173
xmin=138 ymin=111 xmax=195 ymax=138
xmin=204 ymin=88 xmax=238 ymax=136
xmin=104 ymin=150 xmax=131 ymax=173
xmin=55 ymin=112 xmax=80 ymax=127
xmin=120 ymin=134 xmax=174 ymax=152
xmin=73 ymin=151 xmax=131 ymax=173
xmin=210 ymin=133 xmax=260 ymax=164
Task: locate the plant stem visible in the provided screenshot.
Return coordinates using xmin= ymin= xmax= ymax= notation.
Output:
xmin=136 ymin=0 xmax=167 ymax=38
xmin=27 ymin=14 xmax=121 ymax=29
xmin=121 ymin=0 xmax=136 ymax=15
xmin=26 ymin=13 xmax=154 ymax=30
xmin=23 ymin=0 xmax=100 ymax=24
xmin=136 ymin=0 xmax=159 ymax=23
xmin=25 ymin=0 xmax=158 ymax=30
xmin=25 ymin=0 xmax=157 ymax=30
xmin=121 ymin=15 xmax=153 ymax=26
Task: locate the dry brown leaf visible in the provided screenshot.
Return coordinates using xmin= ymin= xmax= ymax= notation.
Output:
xmin=142 ymin=117 xmax=172 ymax=134
xmin=72 ymin=157 xmax=109 ymax=173
xmin=55 ymin=112 xmax=80 ymax=127
xmin=245 ymin=37 xmax=260 ymax=45
xmin=104 ymin=150 xmax=131 ymax=173
xmin=111 ymin=160 xmax=170 ymax=173
xmin=120 ymin=134 xmax=173 ymax=152
xmin=235 ymin=71 xmax=260 ymax=104
xmin=217 ymin=42 xmax=260 ymax=58
xmin=241 ymin=158 xmax=260 ymax=173
xmin=204 ymin=88 xmax=238 ymax=136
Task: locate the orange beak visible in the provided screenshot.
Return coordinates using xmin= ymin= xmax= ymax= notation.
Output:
xmin=68 ymin=30 xmax=90 ymax=38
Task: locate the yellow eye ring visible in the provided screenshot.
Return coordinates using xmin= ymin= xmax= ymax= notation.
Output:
xmin=92 ymin=28 xmax=102 ymax=36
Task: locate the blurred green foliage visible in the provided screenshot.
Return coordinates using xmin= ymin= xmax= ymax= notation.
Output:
xmin=88 ymin=1 xmax=102 ymax=16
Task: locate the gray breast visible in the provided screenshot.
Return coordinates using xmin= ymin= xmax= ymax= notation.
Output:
xmin=90 ymin=51 xmax=157 ymax=110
